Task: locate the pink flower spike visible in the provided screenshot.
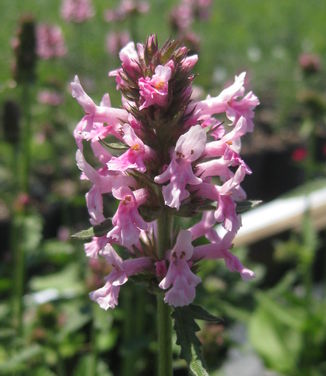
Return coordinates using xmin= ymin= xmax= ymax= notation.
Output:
xmin=138 ymin=65 xmax=172 ymax=110
xmin=107 ymin=187 xmax=148 ymax=248
xmin=159 ymin=230 xmax=201 ymax=307
xmin=90 ymin=245 xmax=152 ymax=310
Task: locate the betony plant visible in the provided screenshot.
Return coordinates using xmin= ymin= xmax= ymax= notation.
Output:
xmin=72 ymin=35 xmax=259 ymax=375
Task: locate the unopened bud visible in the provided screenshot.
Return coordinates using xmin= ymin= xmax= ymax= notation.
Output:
xmin=12 ymin=15 xmax=37 ymax=84
xmin=2 ymin=100 xmax=21 ymax=145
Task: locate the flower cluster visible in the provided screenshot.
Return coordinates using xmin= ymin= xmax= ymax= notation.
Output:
xmin=72 ymin=36 xmax=259 ymax=309
xmin=37 ymin=24 xmax=67 ymax=60
xmin=61 ymin=0 xmax=94 ymax=23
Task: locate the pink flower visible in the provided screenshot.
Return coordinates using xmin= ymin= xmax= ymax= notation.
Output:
xmin=76 ymin=150 xmax=134 ymax=224
xmin=193 ymin=232 xmax=255 ymax=281
xmin=107 ymin=187 xmax=148 ymax=248
xmin=159 ymin=230 xmax=201 ymax=307
xmin=107 ymin=124 xmax=153 ymax=173
xmin=154 ymin=125 xmax=206 ymax=210
xmin=84 ymin=236 xmax=109 ymax=258
xmin=90 ymin=244 xmax=152 ymax=309
xmin=197 ymin=72 xmax=259 ymax=132
xmin=72 ymin=36 xmax=259 ymax=310
xmin=37 ymin=24 xmax=66 ymax=59
xmin=112 ymin=41 xmax=141 ymax=79
xmin=138 ymin=65 xmax=172 ymax=110
xmin=71 ymin=76 xmax=128 ymax=150
xmin=61 ymin=0 xmax=94 ymax=23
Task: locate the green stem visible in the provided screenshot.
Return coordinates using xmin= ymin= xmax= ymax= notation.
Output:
xmin=121 ymin=287 xmax=135 ymax=376
xmin=89 ymin=304 xmax=97 ymax=376
xmin=21 ymin=84 xmax=32 ymax=194
xmin=12 ymin=215 xmax=24 ymax=335
xmin=156 ymin=210 xmax=173 ymax=376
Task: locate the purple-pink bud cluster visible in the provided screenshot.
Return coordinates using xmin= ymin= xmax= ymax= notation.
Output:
xmin=61 ymin=0 xmax=94 ymax=23
xmin=72 ymin=36 xmax=259 ymax=309
xmin=36 ymin=23 xmax=67 ymax=60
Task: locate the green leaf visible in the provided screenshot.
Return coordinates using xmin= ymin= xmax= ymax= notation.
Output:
xmin=71 ymin=227 xmax=94 ymax=239
xmin=249 ymin=293 xmax=303 ymax=373
xmin=29 ymin=264 xmax=84 ymax=296
xmin=13 ymin=213 xmax=43 ymax=254
xmin=72 ymin=218 xmax=112 ymax=240
xmin=172 ymin=304 xmax=220 ymax=376
xmin=0 ymin=344 xmax=43 ymax=374
xmin=99 ymin=139 xmax=128 ymax=151
xmin=187 ymin=304 xmax=222 ymax=323
xmin=236 ymin=200 xmax=262 ymax=214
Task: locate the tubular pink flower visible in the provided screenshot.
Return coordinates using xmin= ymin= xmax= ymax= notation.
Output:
xmin=194 ymin=165 xmax=247 ymax=233
xmin=118 ymin=41 xmax=140 ymax=77
xmin=71 ymin=77 xmax=129 ymax=152
xmin=76 ymin=150 xmax=134 ymax=224
xmin=107 ymin=187 xmax=148 ymax=248
xmin=84 ymin=236 xmax=109 ymax=258
xmin=154 ymin=125 xmax=206 ymax=210
xmin=193 ymin=233 xmax=255 ymax=281
xmin=90 ymin=244 xmax=152 ymax=309
xmin=107 ymin=124 xmax=153 ymax=173
xmin=71 ymin=75 xmax=128 ymax=123
xmin=159 ymin=230 xmax=201 ymax=307
xmin=138 ymin=65 xmax=172 ymax=110
xmin=197 ymin=72 xmax=259 ymax=131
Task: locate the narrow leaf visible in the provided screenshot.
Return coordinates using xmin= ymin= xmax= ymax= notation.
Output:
xmin=71 ymin=227 xmax=94 ymax=239
xmin=172 ymin=305 xmax=214 ymax=376
xmin=236 ymin=200 xmax=262 ymax=214
xmin=188 ymin=304 xmax=222 ymax=323
xmin=72 ymin=218 xmax=112 ymax=240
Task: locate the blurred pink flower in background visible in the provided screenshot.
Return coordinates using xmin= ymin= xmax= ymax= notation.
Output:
xmin=170 ymin=0 xmax=212 ymax=32
xmin=106 ymin=31 xmax=130 ymax=56
xmin=37 ymin=24 xmax=67 ymax=59
xmin=104 ymin=0 xmax=149 ymax=22
xmin=61 ymin=0 xmax=95 ymax=23
xmin=38 ymin=89 xmax=64 ymax=106
xmin=299 ymin=52 xmax=321 ymax=74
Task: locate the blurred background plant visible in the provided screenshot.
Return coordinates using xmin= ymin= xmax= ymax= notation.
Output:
xmin=0 ymin=0 xmax=326 ymax=375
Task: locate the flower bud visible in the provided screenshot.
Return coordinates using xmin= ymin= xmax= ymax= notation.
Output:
xmin=12 ymin=15 xmax=37 ymax=84
xmin=2 ymin=100 xmax=21 ymax=145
